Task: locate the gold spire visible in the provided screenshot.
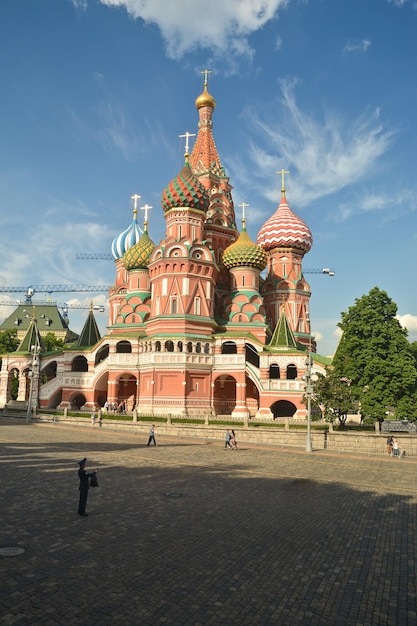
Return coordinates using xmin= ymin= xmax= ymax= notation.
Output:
xmin=195 ymin=69 xmax=216 ymax=110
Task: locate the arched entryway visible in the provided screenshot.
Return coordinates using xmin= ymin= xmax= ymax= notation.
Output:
xmin=213 ymin=375 xmax=236 ymax=415
xmin=271 ymin=399 xmax=297 ymax=418
xmin=245 ymin=376 xmax=260 ymax=416
xmin=70 ymin=393 xmax=87 ymax=410
xmin=117 ymin=374 xmax=137 ymax=412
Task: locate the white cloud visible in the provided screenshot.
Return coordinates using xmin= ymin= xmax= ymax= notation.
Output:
xmin=236 ymin=79 xmax=394 ymax=209
xmin=99 ymin=0 xmax=288 ymax=61
xmin=343 ymin=39 xmax=371 ymax=54
xmin=397 ymin=313 xmax=417 ymax=333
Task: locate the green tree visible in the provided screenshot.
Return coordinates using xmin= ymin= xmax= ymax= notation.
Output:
xmin=0 ymin=328 xmax=20 ymax=354
xmin=313 ymin=370 xmax=357 ymax=426
xmin=42 ymin=332 xmax=65 ymax=352
xmin=332 ymin=287 xmax=417 ymax=422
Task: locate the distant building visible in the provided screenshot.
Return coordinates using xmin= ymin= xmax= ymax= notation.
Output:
xmin=0 ymin=78 xmax=330 ymax=418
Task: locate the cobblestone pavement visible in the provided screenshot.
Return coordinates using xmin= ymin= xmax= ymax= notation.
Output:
xmin=1 ymin=420 xmax=417 ymax=626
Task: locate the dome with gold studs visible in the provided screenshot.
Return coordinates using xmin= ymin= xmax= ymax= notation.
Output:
xmin=161 ymin=159 xmax=209 ymax=212
xmin=123 ymin=227 xmax=155 ymax=270
xmin=222 ymin=225 xmax=267 ymax=271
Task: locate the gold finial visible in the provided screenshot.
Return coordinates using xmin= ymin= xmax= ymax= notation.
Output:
xmin=89 ymin=301 xmax=93 ymax=313
xmin=195 ymin=69 xmax=216 ymax=110
xmin=238 ymin=202 xmax=250 ymax=229
xmin=179 ymin=132 xmax=196 ymax=161
xmin=201 ymin=68 xmax=211 ymax=88
xmin=140 ymin=204 xmax=152 ymax=231
xmin=276 ymin=169 xmax=290 ymax=197
xmin=131 ymin=194 xmax=141 ymax=219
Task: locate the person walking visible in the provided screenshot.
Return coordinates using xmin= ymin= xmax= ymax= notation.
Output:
xmin=224 ymin=430 xmax=232 ymax=450
xmin=230 ymin=429 xmax=238 ymax=450
xmin=392 ymin=437 xmax=400 ymax=458
xmin=91 ymin=411 xmax=97 ymax=428
xmin=147 ymin=424 xmax=157 ymax=446
xmin=386 ymin=435 xmax=393 ymax=456
xmin=77 ymin=458 xmax=96 ymax=517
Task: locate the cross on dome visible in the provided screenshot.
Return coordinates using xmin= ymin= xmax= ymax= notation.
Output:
xmin=140 ymin=204 xmax=152 ymax=226
xmin=276 ymin=169 xmax=290 ymax=197
xmin=179 ymin=132 xmax=196 ymax=157
xmin=201 ymin=68 xmax=212 ymax=87
xmin=131 ymin=194 xmax=141 ymax=217
xmin=238 ymin=202 xmax=250 ymax=226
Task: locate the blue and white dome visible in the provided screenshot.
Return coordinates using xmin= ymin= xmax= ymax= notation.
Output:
xmin=111 ymin=210 xmax=143 ymax=260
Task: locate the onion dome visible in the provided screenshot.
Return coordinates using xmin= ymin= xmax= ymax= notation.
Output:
xmin=161 ymin=158 xmax=209 ymax=212
xmin=222 ymin=222 xmax=267 ymax=271
xmin=195 ymin=83 xmax=216 ymax=111
xmin=111 ymin=209 xmax=142 ymax=260
xmin=257 ymin=193 xmax=312 ymax=253
xmin=123 ymin=226 xmax=155 ymax=270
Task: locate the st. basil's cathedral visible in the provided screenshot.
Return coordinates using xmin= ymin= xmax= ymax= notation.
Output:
xmin=0 ymin=76 xmax=330 ymax=420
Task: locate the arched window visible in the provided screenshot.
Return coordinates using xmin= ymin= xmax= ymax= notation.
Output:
xmin=194 ymin=297 xmax=201 ymax=316
xmin=269 ymin=364 xmax=280 ymax=379
xmin=116 ymin=341 xmax=132 ymax=354
xmin=155 ymin=341 xmax=161 ymax=352
xmin=221 ymin=341 xmax=237 ymax=354
xmin=204 ymin=343 xmax=210 ymax=354
xmin=187 ymin=342 xmax=193 ymax=353
xmin=165 ymin=340 xmax=174 ymax=352
xmin=95 ymin=344 xmax=109 ymax=365
xmin=71 ymin=356 xmax=88 ymax=372
xmin=177 ymin=341 xmax=183 ymax=352
xmin=287 ymin=364 xmax=297 ymax=380
xmin=245 ymin=344 xmax=259 ymax=368
xmin=196 ymin=342 xmax=201 ymax=353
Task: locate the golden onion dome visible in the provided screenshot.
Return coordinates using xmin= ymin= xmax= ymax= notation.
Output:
xmin=222 ymin=225 xmax=267 ymax=271
xmin=195 ymin=84 xmax=216 ymax=111
xmin=123 ymin=228 xmax=155 ymax=271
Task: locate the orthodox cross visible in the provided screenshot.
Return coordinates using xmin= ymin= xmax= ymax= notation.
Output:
xmin=141 ymin=204 xmax=152 ymax=227
xmin=201 ymin=68 xmax=211 ymax=88
xmin=179 ymin=132 xmax=196 ymax=155
xmin=276 ymin=169 xmax=290 ymax=193
xmin=131 ymin=194 xmax=141 ymax=217
xmin=238 ymin=202 xmax=250 ymax=225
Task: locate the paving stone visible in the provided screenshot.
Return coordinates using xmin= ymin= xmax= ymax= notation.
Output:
xmin=1 ymin=420 xmax=417 ymax=624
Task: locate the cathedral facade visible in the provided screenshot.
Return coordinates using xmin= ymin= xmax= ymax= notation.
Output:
xmin=0 ymin=78 xmax=330 ymax=420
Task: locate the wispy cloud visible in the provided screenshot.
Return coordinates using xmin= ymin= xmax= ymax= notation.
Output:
xmin=235 ymin=79 xmax=394 ymax=209
xmin=330 ymin=188 xmax=417 ymax=222
xmin=98 ymin=0 xmax=288 ymax=63
xmin=343 ymin=39 xmax=371 ymax=54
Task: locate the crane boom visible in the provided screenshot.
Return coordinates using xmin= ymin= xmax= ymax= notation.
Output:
xmin=0 ymin=285 xmax=111 ymax=303
xmin=74 ymin=253 xmax=113 ymax=260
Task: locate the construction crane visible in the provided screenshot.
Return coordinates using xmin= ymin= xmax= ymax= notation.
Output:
xmin=304 ymin=268 xmax=335 ymax=276
xmin=0 ymin=285 xmax=111 ymax=303
xmin=74 ymin=253 xmax=113 ymax=260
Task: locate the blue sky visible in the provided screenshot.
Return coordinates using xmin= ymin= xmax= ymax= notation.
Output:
xmin=1 ymin=0 xmax=417 ymax=356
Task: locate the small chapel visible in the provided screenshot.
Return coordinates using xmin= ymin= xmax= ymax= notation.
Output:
xmin=0 ymin=75 xmax=330 ymax=420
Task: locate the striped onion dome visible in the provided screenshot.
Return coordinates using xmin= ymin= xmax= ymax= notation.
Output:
xmin=111 ymin=210 xmax=142 ymax=260
xmin=161 ymin=158 xmax=209 ymax=213
xmin=222 ymin=223 xmax=267 ymax=271
xmin=123 ymin=226 xmax=155 ymax=271
xmin=257 ymin=193 xmax=312 ymax=253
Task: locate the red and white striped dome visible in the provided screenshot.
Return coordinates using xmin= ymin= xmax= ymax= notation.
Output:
xmin=257 ymin=195 xmax=312 ymax=253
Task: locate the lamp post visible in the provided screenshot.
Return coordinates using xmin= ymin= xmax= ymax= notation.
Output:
xmin=305 ymin=315 xmax=318 ymax=452
xmin=26 ymin=339 xmax=41 ymax=424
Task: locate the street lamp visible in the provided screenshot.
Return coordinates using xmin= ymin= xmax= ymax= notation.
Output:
xmin=305 ymin=314 xmax=318 ymax=452
xmin=26 ymin=340 xmax=41 ymax=424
